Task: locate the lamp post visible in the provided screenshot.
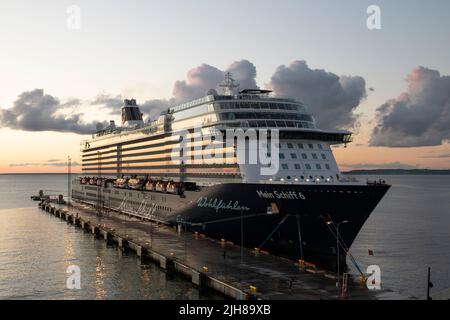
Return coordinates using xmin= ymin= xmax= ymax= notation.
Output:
xmin=327 ymin=219 xmax=348 ymax=297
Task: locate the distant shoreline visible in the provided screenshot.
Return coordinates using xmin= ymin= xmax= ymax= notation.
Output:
xmin=342 ymin=169 xmax=450 ymax=175
xmin=0 ymin=173 xmax=82 ymax=175
xmin=1 ymin=169 xmax=450 ymax=176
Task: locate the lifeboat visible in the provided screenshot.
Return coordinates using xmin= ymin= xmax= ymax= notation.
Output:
xmin=80 ymin=177 xmax=88 ymax=184
xmin=128 ymin=178 xmax=145 ymax=190
xmin=89 ymin=178 xmax=97 ymax=185
xmin=114 ymin=178 xmax=128 ymax=188
xmin=155 ymin=181 xmax=167 ymax=193
xmin=166 ymin=182 xmax=179 ymax=194
xmin=96 ymin=178 xmax=103 ymax=187
xmin=145 ymin=180 xmax=156 ymax=192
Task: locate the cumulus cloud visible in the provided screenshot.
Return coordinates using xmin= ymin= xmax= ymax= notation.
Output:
xmin=269 ymin=60 xmax=367 ymax=130
xmin=173 ymin=59 xmax=258 ymax=104
xmin=90 ymin=94 xmax=170 ymax=122
xmin=340 ymin=162 xmax=418 ymax=170
xmin=90 ymin=93 xmax=123 ymax=110
xmin=0 ymin=89 xmax=105 ymax=134
xmin=370 ymin=66 xmax=450 ymax=147
xmin=0 ymin=59 xmax=368 ymax=134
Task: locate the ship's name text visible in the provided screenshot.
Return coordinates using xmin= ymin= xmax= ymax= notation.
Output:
xmin=197 ymin=197 xmax=250 ymax=212
xmin=256 ymin=190 xmax=306 ymax=200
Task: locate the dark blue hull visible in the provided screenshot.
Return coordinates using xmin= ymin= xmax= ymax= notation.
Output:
xmin=167 ymin=183 xmax=390 ymax=270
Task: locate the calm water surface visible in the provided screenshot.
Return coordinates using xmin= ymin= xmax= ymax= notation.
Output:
xmin=0 ymin=174 xmax=449 ymax=299
xmin=0 ymin=174 xmax=220 ymax=300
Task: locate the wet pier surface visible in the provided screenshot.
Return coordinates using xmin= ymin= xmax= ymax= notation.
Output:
xmin=39 ymin=202 xmax=382 ymax=300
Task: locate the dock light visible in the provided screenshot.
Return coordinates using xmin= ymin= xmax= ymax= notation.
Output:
xmin=294 ymin=178 xmax=299 ymax=182
xmin=269 ymin=178 xmax=273 ymax=182
xmin=202 ymin=266 xmax=209 ymax=272
xmin=316 ymin=178 xmax=320 ymax=182
xmin=326 ymin=178 xmax=331 ymax=182
xmin=280 ymin=178 xmax=285 ymax=182
xmin=336 ymin=220 xmax=348 ymax=298
xmin=306 ymin=178 xmax=310 ymax=182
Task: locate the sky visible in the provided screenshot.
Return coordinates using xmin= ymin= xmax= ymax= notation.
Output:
xmin=1 ymin=0 xmax=450 ymax=173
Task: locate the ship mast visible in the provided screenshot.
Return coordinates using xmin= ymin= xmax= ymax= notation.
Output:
xmin=219 ymin=72 xmax=239 ymax=95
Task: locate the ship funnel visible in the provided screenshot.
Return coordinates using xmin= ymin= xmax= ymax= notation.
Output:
xmin=121 ymin=99 xmax=144 ymax=127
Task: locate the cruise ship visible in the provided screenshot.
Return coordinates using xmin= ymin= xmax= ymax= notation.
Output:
xmin=72 ymin=73 xmax=390 ymax=270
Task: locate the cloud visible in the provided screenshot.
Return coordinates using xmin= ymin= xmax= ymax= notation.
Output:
xmin=90 ymin=93 xmax=123 ymax=110
xmin=0 ymin=59 xmax=367 ymax=135
xmin=89 ymin=94 xmax=171 ymax=122
xmin=139 ymin=99 xmax=171 ymax=121
xmin=269 ymin=60 xmax=367 ymax=130
xmin=172 ymin=59 xmax=258 ymax=104
xmin=9 ymin=161 xmax=80 ymax=167
xmin=0 ymin=89 xmax=106 ymax=134
xmin=340 ymin=162 xmax=418 ymax=170
xmin=370 ymin=66 xmax=450 ymax=147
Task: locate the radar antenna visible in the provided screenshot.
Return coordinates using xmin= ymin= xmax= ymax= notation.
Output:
xmin=219 ymin=72 xmax=239 ymax=95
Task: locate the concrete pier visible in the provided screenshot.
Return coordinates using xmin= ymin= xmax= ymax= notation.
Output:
xmin=38 ymin=201 xmax=378 ymax=300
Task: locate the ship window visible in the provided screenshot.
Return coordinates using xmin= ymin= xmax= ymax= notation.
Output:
xmin=312 ymin=153 xmax=318 ymax=160
xmin=294 ymin=164 xmax=301 ymax=170
xmin=305 ymin=164 xmax=312 ymax=170
xmin=282 ymin=164 xmax=289 ymax=170
xmin=321 ymin=153 xmax=327 ymax=160
xmin=301 ymin=176 xmax=305 ymax=180
xmin=279 ymin=153 xmax=285 ymax=159
xmin=287 ymin=143 xmax=293 ymax=149
xmin=287 ymin=176 xmax=291 ymax=180
xmin=308 ymin=144 xmax=314 ymax=149
xmin=286 ymin=121 xmax=295 ymax=127
xmin=325 ymin=164 xmax=331 ymax=170
xmin=257 ymin=120 xmax=266 ymax=127
xmin=318 ymin=144 xmax=323 ymax=149
xmin=301 ymin=153 xmax=308 ymax=160
xmin=298 ymin=143 xmax=304 ymax=149
xmin=316 ymin=164 xmax=322 ymax=170
xmin=291 ymin=153 xmax=297 ymax=159
xmin=226 ymin=113 xmax=236 ymax=120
